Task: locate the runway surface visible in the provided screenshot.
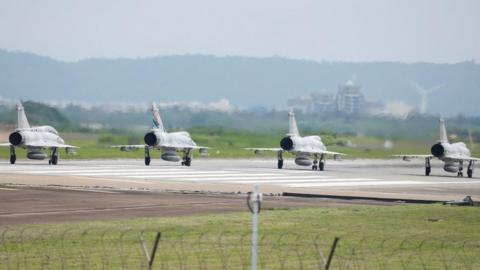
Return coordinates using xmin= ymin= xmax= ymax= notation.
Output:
xmin=1 ymin=158 xmax=480 ymax=201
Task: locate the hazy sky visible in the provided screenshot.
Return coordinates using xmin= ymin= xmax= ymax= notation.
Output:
xmin=0 ymin=0 xmax=479 ymax=63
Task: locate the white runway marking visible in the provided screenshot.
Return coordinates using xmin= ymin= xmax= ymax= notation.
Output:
xmin=230 ymin=178 xmax=380 ymax=184
xmin=129 ymin=174 xmax=329 ymax=180
xmin=3 ymin=161 xmax=480 ymax=191
xmin=286 ymin=180 xmax=423 ymax=188
xmin=25 ymin=168 xmax=200 ymax=174
xmin=0 ymin=187 xmax=18 ymax=191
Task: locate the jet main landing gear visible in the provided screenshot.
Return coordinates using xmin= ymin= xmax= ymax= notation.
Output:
xmin=319 ymin=154 xmax=325 ymax=171
xmin=181 ymin=150 xmax=192 ymax=167
xmin=467 ymin=160 xmax=474 ymax=178
xmin=144 ymin=146 xmax=151 ymax=166
xmin=277 ymin=151 xmax=283 ymax=169
xmin=9 ymin=145 xmax=16 ymax=165
xmin=425 ymin=157 xmax=431 ymax=176
xmin=49 ymin=147 xmax=58 ymax=165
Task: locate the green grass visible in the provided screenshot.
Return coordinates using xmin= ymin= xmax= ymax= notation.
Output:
xmin=1 ymin=204 xmax=480 ymax=269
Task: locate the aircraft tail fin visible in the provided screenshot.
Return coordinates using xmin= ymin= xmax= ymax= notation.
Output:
xmin=439 ymin=115 xmax=448 ymax=143
xmin=151 ymin=101 xmax=165 ymax=132
xmin=288 ymin=109 xmax=300 ymax=136
xmin=16 ymin=102 xmax=30 ymax=129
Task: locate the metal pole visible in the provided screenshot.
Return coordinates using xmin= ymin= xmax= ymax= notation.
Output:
xmin=139 ymin=232 xmax=162 ymax=270
xmin=251 ymin=185 xmax=259 ymax=270
xmin=325 ymin=237 xmax=340 ymax=270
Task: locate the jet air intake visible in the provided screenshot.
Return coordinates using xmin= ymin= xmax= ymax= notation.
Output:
xmin=280 ymin=137 xmax=294 ymax=151
xmin=431 ymin=143 xmax=445 ymax=158
xmin=144 ymin=132 xmax=159 ymax=146
xmin=9 ymin=132 xmax=24 ymax=146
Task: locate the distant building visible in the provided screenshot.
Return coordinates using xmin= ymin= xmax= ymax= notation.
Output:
xmin=286 ymin=80 xmax=369 ymax=116
xmin=336 ymin=80 xmax=364 ymax=114
xmin=311 ymin=92 xmax=336 ymax=113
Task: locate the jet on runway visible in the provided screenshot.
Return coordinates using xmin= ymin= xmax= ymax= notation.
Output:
xmin=0 ymin=103 xmax=78 ymax=165
xmin=112 ymin=101 xmax=208 ymax=166
xmin=396 ymin=116 xmax=480 ymax=178
xmin=246 ymin=110 xmax=344 ymax=170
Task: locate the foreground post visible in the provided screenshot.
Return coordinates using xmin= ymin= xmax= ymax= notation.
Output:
xmin=325 ymin=237 xmax=340 ymax=270
xmin=139 ymin=231 xmax=162 ymax=270
xmin=247 ymin=185 xmax=262 ymax=270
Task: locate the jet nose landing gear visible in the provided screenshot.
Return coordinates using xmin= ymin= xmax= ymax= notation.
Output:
xmin=457 ymin=160 xmax=464 ymax=177
xmin=312 ymin=157 xmax=318 ymax=171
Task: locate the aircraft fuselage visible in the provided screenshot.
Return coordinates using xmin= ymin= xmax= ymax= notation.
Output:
xmin=431 ymin=141 xmax=471 ymax=173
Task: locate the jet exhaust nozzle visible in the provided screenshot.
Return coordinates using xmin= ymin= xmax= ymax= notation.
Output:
xmin=144 ymin=132 xmax=159 ymax=146
xmin=280 ymin=136 xmax=294 ymax=151
xmin=9 ymin=131 xmax=24 ymax=146
xmin=431 ymin=143 xmax=445 ymax=158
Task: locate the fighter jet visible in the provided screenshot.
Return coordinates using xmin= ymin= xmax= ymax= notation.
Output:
xmin=112 ymin=101 xmax=208 ymax=166
xmin=0 ymin=102 xmax=78 ymax=165
xmin=395 ymin=116 xmax=480 ymax=178
xmin=246 ymin=110 xmax=344 ymax=170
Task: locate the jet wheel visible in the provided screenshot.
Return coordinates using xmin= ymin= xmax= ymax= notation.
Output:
xmin=145 ymin=157 xmax=151 ymax=166
xmin=185 ymin=158 xmax=191 ymax=167
xmin=10 ymin=155 xmax=16 ymax=165
xmin=467 ymin=169 xmax=473 ymax=178
xmin=51 ymin=156 xmax=58 ymax=165
xmin=312 ymin=165 xmax=318 ymax=171
xmin=277 ymin=160 xmax=283 ymax=169
xmin=425 ymin=167 xmax=431 ymax=176
xmin=319 ymin=162 xmax=324 ymax=171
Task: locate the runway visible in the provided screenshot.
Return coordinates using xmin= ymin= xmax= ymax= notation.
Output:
xmin=1 ymin=158 xmax=480 ymax=201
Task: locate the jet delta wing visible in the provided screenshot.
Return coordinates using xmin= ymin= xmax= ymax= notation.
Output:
xmin=396 ymin=116 xmax=479 ymax=178
xmin=112 ymin=101 xmax=208 ymax=166
xmin=245 ymin=110 xmax=345 ymax=170
xmin=0 ymin=102 xmax=78 ymax=165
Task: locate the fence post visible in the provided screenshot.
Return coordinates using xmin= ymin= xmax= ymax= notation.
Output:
xmin=247 ymin=185 xmax=262 ymax=270
xmin=325 ymin=237 xmax=340 ymax=270
xmin=139 ymin=232 xmax=162 ymax=270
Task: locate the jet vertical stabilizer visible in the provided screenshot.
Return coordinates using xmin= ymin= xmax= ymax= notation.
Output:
xmin=151 ymin=101 xmax=165 ymax=132
xmin=439 ymin=116 xmax=448 ymax=143
xmin=288 ymin=110 xmax=300 ymax=136
xmin=16 ymin=103 xmax=30 ymax=129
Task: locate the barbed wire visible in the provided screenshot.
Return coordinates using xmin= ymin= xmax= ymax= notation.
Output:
xmin=0 ymin=227 xmax=479 ymax=270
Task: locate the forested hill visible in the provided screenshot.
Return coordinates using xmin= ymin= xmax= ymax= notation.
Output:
xmin=0 ymin=49 xmax=479 ymax=115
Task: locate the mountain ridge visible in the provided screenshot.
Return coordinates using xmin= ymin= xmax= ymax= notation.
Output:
xmin=0 ymin=49 xmax=479 ymax=115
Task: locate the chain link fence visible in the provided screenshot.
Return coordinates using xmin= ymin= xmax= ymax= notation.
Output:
xmin=1 ymin=227 xmax=479 ymax=269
